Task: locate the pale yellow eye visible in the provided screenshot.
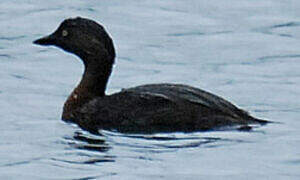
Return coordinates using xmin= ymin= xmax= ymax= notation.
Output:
xmin=62 ymin=30 xmax=68 ymax=37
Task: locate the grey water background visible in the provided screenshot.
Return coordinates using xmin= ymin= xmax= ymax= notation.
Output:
xmin=0 ymin=0 xmax=300 ymax=179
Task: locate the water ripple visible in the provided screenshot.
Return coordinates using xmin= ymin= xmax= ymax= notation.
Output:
xmin=215 ymin=54 xmax=300 ymax=66
xmin=10 ymin=74 xmax=28 ymax=80
xmin=167 ymin=32 xmax=205 ymax=37
xmin=284 ymin=159 xmax=300 ymax=165
xmin=75 ymin=7 xmax=95 ymax=12
xmin=27 ymin=7 xmax=61 ymax=14
xmin=0 ymin=54 xmax=12 ymax=59
xmin=2 ymin=157 xmax=42 ymax=167
xmin=145 ymin=44 xmax=163 ymax=48
xmin=100 ymin=130 xmax=250 ymax=151
xmin=51 ymin=156 xmax=115 ymax=164
xmin=258 ymin=54 xmax=300 ymax=61
xmin=253 ymin=21 xmax=300 ymax=38
xmin=159 ymin=7 xmax=187 ymax=13
xmin=2 ymin=160 xmax=30 ymax=167
xmin=0 ymin=35 xmax=26 ymax=41
xmin=71 ymin=173 xmax=117 ymax=180
xmin=271 ymin=22 xmax=300 ymax=29
xmin=167 ymin=30 xmax=232 ymax=37
xmin=63 ymin=132 xmax=111 ymax=153
xmin=119 ymin=56 xmax=135 ymax=62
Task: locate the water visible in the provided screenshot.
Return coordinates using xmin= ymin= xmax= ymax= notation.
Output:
xmin=1 ymin=0 xmax=300 ymax=179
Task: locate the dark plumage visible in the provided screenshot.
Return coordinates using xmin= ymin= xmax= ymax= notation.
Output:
xmin=33 ymin=17 xmax=268 ymax=134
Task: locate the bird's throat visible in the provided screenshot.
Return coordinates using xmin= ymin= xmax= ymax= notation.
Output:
xmin=62 ymin=56 xmax=113 ymax=121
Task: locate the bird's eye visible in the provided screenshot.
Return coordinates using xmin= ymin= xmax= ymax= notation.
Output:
xmin=62 ymin=30 xmax=68 ymax=37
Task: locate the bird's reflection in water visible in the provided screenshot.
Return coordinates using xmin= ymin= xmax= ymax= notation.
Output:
xmin=61 ymin=121 xmax=276 ymax=166
xmin=60 ymin=131 xmax=115 ymax=164
xmin=101 ymin=130 xmax=249 ymax=151
xmin=56 ymin=126 xmax=266 ymax=166
xmin=62 ymin=128 xmax=254 ymax=164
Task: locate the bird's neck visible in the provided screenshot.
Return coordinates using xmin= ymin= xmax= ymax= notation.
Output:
xmin=62 ymin=55 xmax=113 ymax=121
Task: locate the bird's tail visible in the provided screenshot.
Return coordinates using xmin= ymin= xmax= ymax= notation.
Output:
xmin=252 ymin=117 xmax=274 ymax=125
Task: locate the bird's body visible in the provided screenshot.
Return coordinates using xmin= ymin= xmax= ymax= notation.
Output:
xmin=73 ymin=83 xmax=267 ymax=134
xmin=34 ymin=17 xmax=268 ymax=134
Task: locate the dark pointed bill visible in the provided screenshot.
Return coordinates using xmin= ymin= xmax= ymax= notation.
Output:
xmin=33 ymin=33 xmax=56 ymax=46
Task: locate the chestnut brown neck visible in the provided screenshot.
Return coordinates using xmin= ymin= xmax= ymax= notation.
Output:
xmin=62 ymin=54 xmax=113 ymax=121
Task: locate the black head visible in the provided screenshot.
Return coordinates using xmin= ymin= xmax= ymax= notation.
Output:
xmin=34 ymin=17 xmax=115 ymax=63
